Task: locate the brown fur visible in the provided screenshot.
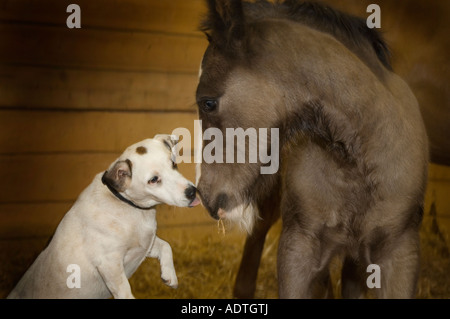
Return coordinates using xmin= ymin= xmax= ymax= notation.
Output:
xmin=196 ymin=0 xmax=428 ymax=298
xmin=136 ymin=146 xmax=147 ymax=155
xmin=102 ymin=159 xmax=132 ymax=192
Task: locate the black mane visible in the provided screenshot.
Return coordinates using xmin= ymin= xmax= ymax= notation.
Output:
xmin=201 ymin=0 xmax=392 ymax=71
xmin=279 ymin=1 xmax=392 ymax=70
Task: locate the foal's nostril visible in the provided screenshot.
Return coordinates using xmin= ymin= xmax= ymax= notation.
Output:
xmin=184 ymin=185 xmax=197 ymax=201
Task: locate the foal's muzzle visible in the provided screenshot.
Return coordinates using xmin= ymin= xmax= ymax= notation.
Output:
xmin=196 ymin=190 xmax=229 ymax=220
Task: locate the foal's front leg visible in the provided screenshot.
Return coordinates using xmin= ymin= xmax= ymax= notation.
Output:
xmin=147 ymin=236 xmax=178 ymax=288
xmin=234 ymin=191 xmax=280 ymax=298
xmin=372 ymin=228 xmax=420 ymax=298
xmin=277 ymin=222 xmax=333 ymax=298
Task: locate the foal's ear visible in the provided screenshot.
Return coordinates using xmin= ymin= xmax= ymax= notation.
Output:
xmin=202 ymin=0 xmax=246 ymax=52
xmin=102 ymin=159 xmax=132 ymax=192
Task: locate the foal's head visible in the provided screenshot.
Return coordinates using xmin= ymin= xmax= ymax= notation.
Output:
xmin=195 ymin=0 xmax=391 ymax=232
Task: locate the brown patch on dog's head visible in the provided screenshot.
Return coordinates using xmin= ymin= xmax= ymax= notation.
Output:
xmin=136 ymin=146 xmax=147 ymax=155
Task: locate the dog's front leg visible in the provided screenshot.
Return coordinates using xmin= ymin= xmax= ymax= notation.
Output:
xmin=147 ymin=236 xmax=178 ymax=288
xmin=97 ymin=259 xmax=134 ymax=299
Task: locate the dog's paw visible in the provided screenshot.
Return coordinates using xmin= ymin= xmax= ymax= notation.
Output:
xmin=161 ymin=269 xmax=178 ymax=289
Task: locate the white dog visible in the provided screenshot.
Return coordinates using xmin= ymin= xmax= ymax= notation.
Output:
xmin=8 ymin=135 xmax=199 ymax=299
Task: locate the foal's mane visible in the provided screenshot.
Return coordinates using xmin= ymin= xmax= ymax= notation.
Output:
xmin=201 ymin=0 xmax=392 ymax=71
xmin=276 ymin=1 xmax=392 ymax=70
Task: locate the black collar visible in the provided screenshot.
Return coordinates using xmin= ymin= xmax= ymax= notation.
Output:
xmin=101 ymin=171 xmax=156 ymax=210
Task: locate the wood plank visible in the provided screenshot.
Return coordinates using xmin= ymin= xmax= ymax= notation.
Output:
xmin=429 ymin=163 xmax=450 ymax=181
xmin=0 ymin=65 xmax=199 ymax=111
xmin=0 ymin=153 xmax=199 ymax=203
xmin=0 ymin=0 xmax=206 ymax=36
xmin=0 ymin=151 xmax=448 ymax=216
xmin=0 ymin=201 xmax=212 ymax=239
xmin=0 ymin=153 xmax=115 ymax=203
xmin=0 ymin=202 xmax=71 ymax=238
xmin=0 ymin=23 xmax=207 ymax=72
xmin=0 ymin=110 xmax=198 ymax=154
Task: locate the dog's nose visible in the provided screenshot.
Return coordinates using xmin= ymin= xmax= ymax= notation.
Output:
xmin=184 ymin=185 xmax=197 ymax=201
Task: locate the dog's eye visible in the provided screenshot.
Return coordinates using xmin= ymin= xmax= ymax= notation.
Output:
xmin=198 ymin=98 xmax=218 ymax=112
xmin=172 ymin=161 xmax=178 ymax=169
xmin=148 ymin=176 xmax=159 ymax=184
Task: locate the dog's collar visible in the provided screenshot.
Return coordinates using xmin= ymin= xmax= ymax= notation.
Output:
xmin=101 ymin=171 xmax=156 ymax=211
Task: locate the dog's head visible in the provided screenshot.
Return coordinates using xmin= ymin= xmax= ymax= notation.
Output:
xmin=102 ymin=134 xmax=200 ymax=209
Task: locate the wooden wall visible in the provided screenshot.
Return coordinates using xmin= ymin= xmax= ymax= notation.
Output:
xmin=0 ymin=0 xmax=449 ymax=240
xmin=0 ymin=0 xmax=209 ymax=238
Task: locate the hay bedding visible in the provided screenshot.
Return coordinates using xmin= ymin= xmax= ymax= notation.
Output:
xmin=0 ymin=214 xmax=449 ymax=299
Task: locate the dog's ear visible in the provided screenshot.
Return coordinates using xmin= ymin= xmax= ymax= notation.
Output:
xmin=154 ymin=134 xmax=179 ymax=164
xmin=154 ymin=134 xmax=179 ymax=151
xmin=102 ymin=159 xmax=132 ymax=192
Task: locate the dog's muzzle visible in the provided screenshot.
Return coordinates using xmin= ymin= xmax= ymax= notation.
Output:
xmin=186 ymin=185 xmax=200 ymax=207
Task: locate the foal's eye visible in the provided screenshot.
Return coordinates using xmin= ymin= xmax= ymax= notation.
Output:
xmin=148 ymin=176 xmax=159 ymax=184
xmin=199 ymin=98 xmax=218 ymax=112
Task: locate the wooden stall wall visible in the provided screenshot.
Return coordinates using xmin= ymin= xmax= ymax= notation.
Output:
xmin=0 ymin=0 xmax=449 ymax=298
xmin=0 ymin=0 xmax=212 ymax=239
xmin=1 ymin=0 xmax=447 ymax=243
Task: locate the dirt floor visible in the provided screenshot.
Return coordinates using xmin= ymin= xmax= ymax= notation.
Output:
xmin=1 ymin=204 xmax=449 ymax=299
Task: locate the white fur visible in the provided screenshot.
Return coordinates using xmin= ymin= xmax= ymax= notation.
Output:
xmin=195 ymin=61 xmax=203 ymax=186
xmin=7 ymin=135 xmax=197 ymax=299
xmin=195 ymin=119 xmax=203 ymax=186
xmin=220 ymin=202 xmax=259 ymax=234
xmin=198 ymin=58 xmax=203 ymax=79
xmin=195 ymin=162 xmax=202 ymax=186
